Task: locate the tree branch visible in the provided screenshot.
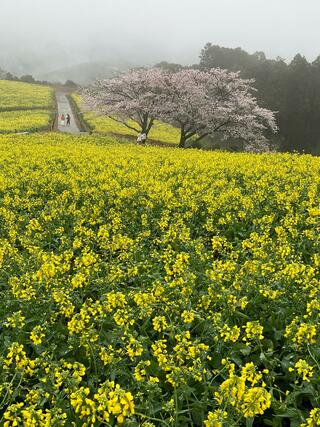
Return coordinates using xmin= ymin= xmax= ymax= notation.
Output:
xmin=108 ymin=116 xmax=140 ymax=133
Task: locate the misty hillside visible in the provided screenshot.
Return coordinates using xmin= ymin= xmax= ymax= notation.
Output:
xmin=37 ymin=61 xmax=133 ymax=85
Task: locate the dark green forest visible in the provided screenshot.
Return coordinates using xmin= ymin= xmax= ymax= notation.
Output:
xmin=158 ymin=45 xmax=320 ymax=154
xmin=199 ymin=44 xmax=320 ymax=154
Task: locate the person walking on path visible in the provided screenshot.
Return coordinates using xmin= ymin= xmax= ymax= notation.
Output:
xmin=66 ymin=114 xmax=71 ymax=126
xmin=55 ymin=91 xmax=81 ymax=134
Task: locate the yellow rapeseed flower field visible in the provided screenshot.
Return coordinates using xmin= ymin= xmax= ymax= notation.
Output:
xmin=0 ymin=80 xmax=55 ymax=134
xmin=0 ymin=133 xmax=319 ymax=426
xmin=0 ymin=110 xmax=53 ymax=133
xmin=0 ymin=80 xmax=54 ymax=111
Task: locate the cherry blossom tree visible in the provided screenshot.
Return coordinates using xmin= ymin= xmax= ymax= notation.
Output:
xmin=82 ymin=67 xmax=277 ymax=150
xmin=81 ymin=68 xmax=168 ymax=137
xmin=155 ymin=68 xmax=278 ymax=149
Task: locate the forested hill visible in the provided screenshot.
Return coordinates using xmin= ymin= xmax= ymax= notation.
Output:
xmin=199 ymin=44 xmax=320 ymax=154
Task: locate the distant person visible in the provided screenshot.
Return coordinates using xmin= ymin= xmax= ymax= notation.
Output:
xmin=66 ymin=114 xmax=71 ymax=126
xmin=60 ymin=114 xmax=65 ymax=126
xmin=137 ymin=132 xmax=147 ymax=144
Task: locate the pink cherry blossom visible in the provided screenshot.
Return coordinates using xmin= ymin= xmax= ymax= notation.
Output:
xmin=82 ymin=67 xmax=277 ymax=150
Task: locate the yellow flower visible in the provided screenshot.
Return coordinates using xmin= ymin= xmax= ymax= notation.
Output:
xmin=181 ymin=310 xmax=195 ymax=324
xmin=126 ymin=337 xmax=144 ymax=359
xmin=30 ymin=325 xmax=45 ymax=345
xmin=294 ymin=323 xmax=317 ymax=346
xmin=241 ymin=387 xmax=272 ymax=417
xmin=243 ymin=321 xmax=264 ymax=342
xmin=152 ymin=316 xmax=168 ymax=332
xmin=204 ymin=409 xmax=228 ymax=427
xmin=220 ymin=324 xmax=241 ymax=343
xmin=5 ymin=311 xmax=26 ymax=329
xmin=301 ymin=408 xmax=320 ymax=427
xmin=289 ymin=359 xmax=314 ymax=382
xmin=216 ymin=362 xmax=271 ymax=419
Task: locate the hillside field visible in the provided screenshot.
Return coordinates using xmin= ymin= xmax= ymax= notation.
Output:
xmin=71 ymin=94 xmax=181 ymax=145
xmin=0 ymin=80 xmax=55 ymax=133
xmin=0 ymin=133 xmax=319 ymax=426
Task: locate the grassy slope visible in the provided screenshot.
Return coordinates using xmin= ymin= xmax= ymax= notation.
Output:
xmin=71 ymin=93 xmax=181 ymax=145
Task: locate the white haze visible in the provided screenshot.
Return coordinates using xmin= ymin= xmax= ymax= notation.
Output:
xmin=1 ymin=0 xmax=320 ymax=80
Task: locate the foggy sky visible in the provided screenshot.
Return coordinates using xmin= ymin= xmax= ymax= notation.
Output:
xmin=1 ymin=0 xmax=320 ymax=76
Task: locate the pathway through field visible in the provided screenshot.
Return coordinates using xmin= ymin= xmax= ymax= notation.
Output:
xmin=55 ymin=91 xmax=81 ymax=134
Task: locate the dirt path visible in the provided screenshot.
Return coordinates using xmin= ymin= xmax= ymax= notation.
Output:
xmin=55 ymin=91 xmax=81 ymax=134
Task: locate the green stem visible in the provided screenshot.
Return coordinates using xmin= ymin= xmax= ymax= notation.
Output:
xmin=135 ymin=412 xmax=171 ymax=426
xmin=174 ymin=387 xmax=179 ymax=426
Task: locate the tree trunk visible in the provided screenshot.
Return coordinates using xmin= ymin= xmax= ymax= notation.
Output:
xmin=145 ymin=118 xmax=154 ymax=136
xmin=179 ymin=125 xmax=187 ymax=148
xmin=140 ymin=114 xmax=154 ymax=138
xmin=179 ymin=137 xmax=186 ymax=148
